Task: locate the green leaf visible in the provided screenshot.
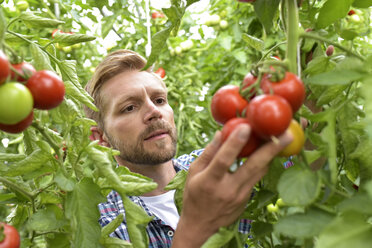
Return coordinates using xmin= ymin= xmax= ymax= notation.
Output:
xmin=101 ymin=213 xmax=124 ymax=237
xmin=0 ymin=193 xmax=16 ymax=202
xmin=201 ymin=226 xmax=235 ymax=248
xmin=46 ymin=233 xmax=71 ymax=248
xmin=145 ymin=27 xmax=173 ymax=70
xmin=64 ymin=80 xmax=98 ymax=111
xmin=53 ymin=32 xmax=96 ymax=46
xmin=20 ymin=12 xmax=65 ymax=28
xmin=65 ymin=178 xmax=105 ymax=248
xmin=242 ymin=33 xmax=264 ymax=51
xmin=26 ymin=207 xmax=67 ymax=232
xmin=316 ymin=212 xmax=372 ymax=248
xmin=100 ymin=236 xmax=133 ymax=248
xmin=165 ymin=170 xmax=187 ymax=214
xmin=122 ymin=197 xmax=153 ymax=248
xmin=340 ymin=29 xmax=359 ymax=40
xmin=337 ymin=193 xmax=372 ymax=215
xmin=277 ymin=166 xmax=321 ymax=206
xmin=304 ymin=70 xmax=365 ymax=85
xmin=252 ymin=221 xmax=273 ymax=238
xmin=0 ymin=153 xmax=26 ymax=162
xmin=316 ymin=0 xmax=354 ymax=29
xmin=54 ymin=169 xmax=76 ymax=192
xmin=274 ymin=208 xmax=334 ymax=238
xmin=352 ymin=0 xmax=372 ymax=8
xmin=253 ymin=0 xmax=280 ymax=33
xmin=30 ymin=42 xmax=54 ymax=71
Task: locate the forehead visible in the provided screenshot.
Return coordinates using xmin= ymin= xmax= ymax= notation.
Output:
xmin=100 ymin=70 xmax=167 ymax=106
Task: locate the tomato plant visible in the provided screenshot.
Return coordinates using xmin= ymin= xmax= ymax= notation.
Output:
xmin=0 ymin=51 xmax=10 ymax=85
xmin=10 ymin=62 xmax=36 ymax=82
xmin=155 ymin=67 xmax=166 ymax=78
xmin=246 ymin=94 xmax=292 ymax=139
xmin=260 ymin=72 xmax=305 ymax=113
xmin=0 ymin=223 xmax=20 ymax=248
xmin=152 ymin=11 xmax=165 ymax=19
xmin=0 ymin=82 xmax=33 ymax=125
xmin=211 ymin=85 xmax=249 ymax=125
xmin=221 ymin=117 xmax=261 ymax=158
xmin=278 ymin=119 xmax=305 ymax=157
xmin=26 ymin=70 xmax=65 ymax=110
xmin=0 ymin=110 xmax=33 ymax=134
xmin=15 ymin=0 xmax=29 ymax=11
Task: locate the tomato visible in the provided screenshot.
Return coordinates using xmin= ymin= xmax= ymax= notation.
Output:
xmin=155 ymin=67 xmax=166 ymax=78
xmin=10 ymin=62 xmax=36 ymax=82
xmin=246 ymin=94 xmax=292 ymax=139
xmin=0 ymin=223 xmax=20 ymax=248
xmin=211 ymin=85 xmax=249 ymax=125
xmin=15 ymin=0 xmax=29 ymax=11
xmin=219 ymin=20 xmax=228 ymax=29
xmin=221 ymin=118 xmax=261 ymax=158
xmin=326 ymin=45 xmax=334 ymax=56
xmin=279 ymin=119 xmax=305 ymax=157
xmin=0 ymin=82 xmax=33 ymax=125
xmin=241 ymin=72 xmax=258 ymax=100
xmin=348 ymin=10 xmax=356 ymax=15
xmin=261 ymin=72 xmax=305 ymax=113
xmin=26 ymin=70 xmax=65 ymax=110
xmin=151 ymin=11 xmax=165 ymax=19
xmin=0 ymin=51 xmax=10 ymax=85
xmin=276 ymin=198 xmax=286 ymax=207
xmin=180 ymin=40 xmax=193 ymax=51
xmin=0 ymin=110 xmax=33 ymax=134
xmin=266 ymin=203 xmax=279 ymax=213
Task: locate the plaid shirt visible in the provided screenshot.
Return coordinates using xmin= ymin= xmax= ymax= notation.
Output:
xmin=98 ymin=149 xmax=252 ymax=247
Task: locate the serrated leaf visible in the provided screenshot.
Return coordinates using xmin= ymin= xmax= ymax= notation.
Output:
xmin=30 ymin=42 xmax=54 ymax=71
xmin=242 ymin=33 xmax=264 ymax=51
xmin=54 ymin=169 xmax=76 ymax=192
xmin=65 ymin=178 xmax=105 ymax=248
xmin=64 ymin=80 xmax=97 ymax=111
xmin=20 ymin=12 xmax=65 ymax=28
xmin=274 ymin=208 xmax=334 ymax=238
xmin=0 ymin=153 xmax=26 ymax=162
xmin=316 ymin=0 xmax=354 ymax=29
xmin=277 ymin=166 xmax=321 ymax=206
xmin=53 ymin=32 xmax=96 ymax=46
xmin=253 ymin=0 xmax=280 ymax=33
xmin=26 ymin=208 xmax=67 ymax=232
xmin=101 ymin=213 xmax=124 ymax=237
xmin=304 ymin=70 xmax=365 ymax=85
xmin=201 ymin=226 xmax=235 ymax=248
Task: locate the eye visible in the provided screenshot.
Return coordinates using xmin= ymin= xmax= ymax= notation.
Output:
xmin=122 ymin=105 xmax=135 ymax=113
xmin=154 ymin=97 xmax=166 ymax=105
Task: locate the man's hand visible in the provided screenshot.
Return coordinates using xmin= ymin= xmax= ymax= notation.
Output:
xmin=172 ymin=124 xmax=293 ymax=247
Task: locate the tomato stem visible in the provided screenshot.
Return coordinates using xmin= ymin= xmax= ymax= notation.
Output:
xmin=285 ymin=0 xmax=299 ymax=74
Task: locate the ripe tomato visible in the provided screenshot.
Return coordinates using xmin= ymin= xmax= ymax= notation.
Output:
xmin=0 ymin=82 xmax=33 ymax=125
xmin=261 ymin=72 xmax=305 ymax=113
xmin=246 ymin=94 xmax=292 ymax=139
xmin=221 ymin=117 xmax=261 ymax=158
xmin=279 ymin=119 xmax=305 ymax=157
xmin=0 ymin=223 xmax=20 ymax=248
xmin=151 ymin=11 xmax=165 ymax=19
xmin=211 ymin=85 xmax=249 ymax=125
xmin=10 ymin=62 xmax=36 ymax=82
xmin=155 ymin=67 xmax=166 ymax=78
xmin=241 ymin=72 xmax=258 ymax=100
xmin=0 ymin=110 xmax=33 ymax=134
xmin=348 ymin=10 xmax=356 ymax=15
xmin=26 ymin=70 xmax=65 ymax=110
xmin=0 ymin=51 xmax=10 ymax=85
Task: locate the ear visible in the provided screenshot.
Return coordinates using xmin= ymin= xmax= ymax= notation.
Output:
xmin=89 ymin=126 xmax=111 ymax=147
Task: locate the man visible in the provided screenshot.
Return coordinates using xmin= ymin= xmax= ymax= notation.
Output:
xmin=85 ymin=49 xmax=292 ymax=247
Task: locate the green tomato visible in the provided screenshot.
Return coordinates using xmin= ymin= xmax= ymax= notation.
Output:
xmin=276 ymin=198 xmax=286 ymax=207
xmin=266 ymin=203 xmax=279 ymax=213
xmin=16 ymin=0 xmax=29 ymax=11
xmin=174 ymin=46 xmax=182 ymax=55
xmin=180 ymin=40 xmax=193 ymax=51
xmin=0 ymin=82 xmax=33 ymax=125
xmin=219 ymin=20 xmax=228 ymax=29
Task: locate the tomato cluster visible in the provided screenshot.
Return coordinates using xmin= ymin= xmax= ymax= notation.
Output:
xmin=0 ymin=222 xmax=20 ymax=248
xmin=211 ymin=70 xmax=306 ymax=158
xmin=0 ymin=51 xmax=65 ymax=133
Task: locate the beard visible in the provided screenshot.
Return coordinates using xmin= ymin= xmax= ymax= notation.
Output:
xmin=105 ymin=121 xmax=177 ymax=165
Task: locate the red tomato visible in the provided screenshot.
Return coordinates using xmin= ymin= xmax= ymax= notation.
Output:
xmin=0 ymin=110 xmax=33 ymax=134
xmin=155 ymin=67 xmax=166 ymax=78
xmin=348 ymin=10 xmax=356 ymax=15
xmin=246 ymin=94 xmax=292 ymax=139
xmin=0 ymin=223 xmax=20 ymax=248
xmin=10 ymin=62 xmax=36 ymax=82
xmin=0 ymin=51 xmax=10 ymax=85
xmin=261 ymin=72 xmax=305 ymax=113
xmin=26 ymin=70 xmax=65 ymax=110
xmin=241 ymin=72 xmax=258 ymax=100
xmin=211 ymin=85 xmax=249 ymax=125
xmin=151 ymin=11 xmax=165 ymax=19
xmin=221 ymin=117 xmax=261 ymax=158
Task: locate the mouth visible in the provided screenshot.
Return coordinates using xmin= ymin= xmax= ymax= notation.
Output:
xmin=144 ymin=130 xmax=169 ymax=141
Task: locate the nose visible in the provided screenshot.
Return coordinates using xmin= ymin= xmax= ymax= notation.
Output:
xmin=143 ymin=98 xmax=162 ymax=123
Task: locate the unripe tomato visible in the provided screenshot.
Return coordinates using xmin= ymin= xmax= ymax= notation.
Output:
xmin=261 ymin=72 xmax=305 ymax=113
xmin=0 ymin=110 xmax=33 ymax=134
xmin=180 ymin=40 xmax=193 ymax=51
xmin=266 ymin=203 xmax=279 ymax=213
xmin=10 ymin=62 xmax=36 ymax=82
xmin=26 ymin=70 xmax=65 ymax=110
xmin=221 ymin=118 xmax=261 ymax=158
xmin=174 ymin=46 xmax=182 ymax=55
xmin=155 ymin=67 xmax=166 ymax=78
xmin=276 ymin=198 xmax=286 ymax=207
xmin=211 ymin=85 xmax=249 ymax=125
xmin=15 ymin=0 xmax=29 ymax=11
xmin=219 ymin=20 xmax=228 ymax=29
xmin=246 ymin=94 xmax=292 ymax=139
xmin=0 ymin=51 xmax=10 ymax=85
xmin=279 ymin=119 xmax=305 ymax=157
xmin=0 ymin=223 xmax=20 ymax=248
xmin=0 ymin=82 xmax=33 ymax=125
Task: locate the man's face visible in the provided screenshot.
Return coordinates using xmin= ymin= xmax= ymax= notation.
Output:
xmin=100 ymin=70 xmax=177 ymax=165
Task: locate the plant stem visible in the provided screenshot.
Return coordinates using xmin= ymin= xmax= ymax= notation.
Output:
xmin=285 ymin=0 xmax=299 ymax=74
xmin=0 ymin=177 xmax=34 ymax=202
xmin=299 ymin=32 xmax=365 ymax=61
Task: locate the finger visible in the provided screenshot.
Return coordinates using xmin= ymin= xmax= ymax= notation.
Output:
xmin=188 ymin=131 xmax=222 ymax=176
xmin=204 ymin=124 xmax=251 ymax=180
xmin=237 ymin=130 xmax=293 ymax=184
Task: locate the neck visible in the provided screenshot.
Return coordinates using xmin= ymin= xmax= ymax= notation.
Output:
xmin=116 ymin=157 xmax=176 ymax=196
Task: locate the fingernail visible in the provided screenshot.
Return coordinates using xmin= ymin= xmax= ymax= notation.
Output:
xmin=238 ymin=124 xmax=250 ymax=141
xmin=280 ymin=131 xmax=293 ymax=146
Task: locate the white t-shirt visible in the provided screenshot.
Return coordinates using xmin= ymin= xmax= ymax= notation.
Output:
xmin=140 ymin=190 xmax=180 ymax=230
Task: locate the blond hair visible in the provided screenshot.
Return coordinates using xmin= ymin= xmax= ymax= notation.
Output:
xmin=85 ymin=49 xmax=154 ymax=128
